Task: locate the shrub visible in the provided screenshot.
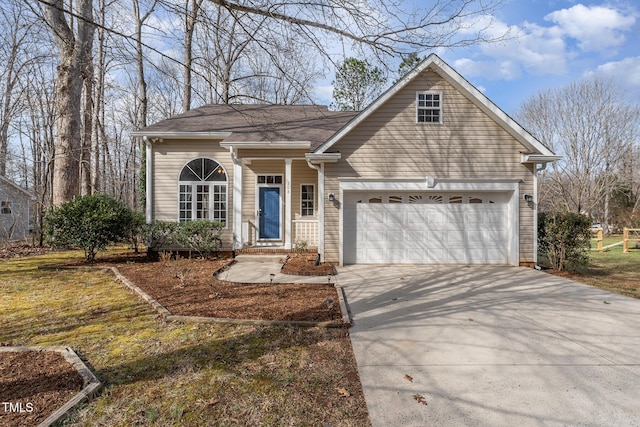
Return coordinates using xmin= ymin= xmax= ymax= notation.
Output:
xmin=294 ymin=240 xmax=308 ymax=252
xmin=538 ymin=211 xmax=591 ymax=271
xmin=129 ymin=210 xmax=146 ymax=253
xmin=143 ymin=221 xmax=179 ymax=259
xmin=45 ymin=194 xmax=136 ymax=261
xmin=175 ymin=219 xmax=224 ymax=259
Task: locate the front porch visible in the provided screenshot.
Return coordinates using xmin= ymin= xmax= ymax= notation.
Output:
xmin=241 ymin=218 xmax=319 ymax=249
xmin=224 ymin=144 xmax=324 ymax=253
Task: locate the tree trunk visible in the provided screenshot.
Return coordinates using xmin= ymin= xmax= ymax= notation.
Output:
xmin=52 ymin=58 xmax=83 ymax=205
xmin=46 ymin=0 xmax=94 ymax=206
xmin=91 ymin=5 xmax=105 ymax=194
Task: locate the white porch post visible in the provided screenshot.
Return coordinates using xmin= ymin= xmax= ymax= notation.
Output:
xmin=145 ymin=137 xmax=152 ymax=224
xmin=318 ymin=163 xmax=325 ymax=262
xmin=232 ymin=152 xmax=243 ymax=250
xmin=284 ymin=158 xmax=292 ymax=249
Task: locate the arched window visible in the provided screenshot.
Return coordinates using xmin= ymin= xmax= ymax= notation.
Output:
xmin=178 ymin=158 xmax=227 ymax=225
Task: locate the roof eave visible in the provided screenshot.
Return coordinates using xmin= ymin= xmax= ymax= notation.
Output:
xmin=0 ymin=175 xmax=35 ymax=199
xmin=521 ymin=154 xmax=562 ymax=164
xmin=129 ymin=131 xmax=232 ymax=140
xmin=220 ymin=141 xmax=311 ymax=149
xmin=305 ymin=152 xmax=342 ymax=163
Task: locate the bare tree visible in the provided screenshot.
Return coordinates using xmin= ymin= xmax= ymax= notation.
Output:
xmin=44 ymin=0 xmax=95 ymax=205
xmin=182 ymin=0 xmax=204 ymax=112
xmin=517 ymin=77 xmax=640 ymax=230
xmin=0 ymin=1 xmax=36 ymax=177
xmin=205 ymin=0 xmax=506 ymax=58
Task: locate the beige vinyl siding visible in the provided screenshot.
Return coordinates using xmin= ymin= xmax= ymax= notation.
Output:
xmin=519 ymin=164 xmax=536 ymax=263
xmin=292 ymin=160 xmax=318 ymax=219
xmin=152 ymin=140 xmax=234 ymax=247
xmin=323 ymin=70 xmax=535 ymax=263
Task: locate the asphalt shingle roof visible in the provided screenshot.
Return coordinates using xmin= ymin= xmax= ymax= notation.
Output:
xmin=140 ymin=104 xmax=359 ymax=151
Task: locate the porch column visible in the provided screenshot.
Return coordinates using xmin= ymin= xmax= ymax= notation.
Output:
xmin=318 ymin=163 xmax=324 ymax=262
xmin=232 ymin=155 xmax=243 ymax=250
xmin=145 ymin=137 xmax=153 ymax=223
xmin=284 ymin=158 xmax=292 ymax=249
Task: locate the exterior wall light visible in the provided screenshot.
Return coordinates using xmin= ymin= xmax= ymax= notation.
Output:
xmin=523 ymin=194 xmax=533 ymax=202
xmin=328 ymin=193 xmax=335 ymax=201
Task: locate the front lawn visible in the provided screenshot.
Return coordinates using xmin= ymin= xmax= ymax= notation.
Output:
xmin=554 ymin=241 xmax=640 ymax=299
xmin=0 ymin=249 xmax=369 ymax=426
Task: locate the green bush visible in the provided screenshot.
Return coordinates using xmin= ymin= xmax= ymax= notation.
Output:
xmin=45 ymin=194 xmax=136 ymax=261
xmin=143 ymin=220 xmax=224 ymax=259
xmin=538 ymin=211 xmax=591 ymax=271
xmin=129 ymin=210 xmax=146 ymax=253
xmin=175 ymin=220 xmax=224 ymax=259
xmin=143 ymin=221 xmax=179 ymax=259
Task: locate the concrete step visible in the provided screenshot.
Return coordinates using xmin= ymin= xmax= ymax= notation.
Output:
xmin=234 ymin=254 xmax=287 ymax=263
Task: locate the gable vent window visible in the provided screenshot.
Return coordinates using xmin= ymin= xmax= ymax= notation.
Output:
xmin=1 ymin=201 xmax=11 ymax=214
xmin=417 ymin=92 xmax=442 ymax=123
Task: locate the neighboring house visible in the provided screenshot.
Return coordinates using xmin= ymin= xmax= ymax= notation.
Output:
xmin=132 ymin=54 xmax=559 ymax=266
xmin=0 ymin=175 xmax=35 ymax=241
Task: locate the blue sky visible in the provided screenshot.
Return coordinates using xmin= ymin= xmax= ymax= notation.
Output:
xmin=316 ymin=1 xmax=640 ymax=115
xmin=444 ymin=0 xmax=640 ymax=114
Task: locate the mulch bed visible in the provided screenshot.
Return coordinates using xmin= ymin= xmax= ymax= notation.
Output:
xmin=281 ymin=253 xmax=337 ymax=276
xmin=116 ymin=258 xmax=342 ymax=322
xmin=0 ymin=245 xmax=51 ymax=260
xmin=0 ymin=351 xmax=84 ymax=427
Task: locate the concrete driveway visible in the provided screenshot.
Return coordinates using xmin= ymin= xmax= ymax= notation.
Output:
xmin=338 ymin=265 xmax=640 ymax=426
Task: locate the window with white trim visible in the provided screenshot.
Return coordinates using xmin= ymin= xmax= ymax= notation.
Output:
xmin=178 ymin=158 xmax=227 ymax=225
xmin=301 ymin=184 xmax=315 ymax=216
xmin=416 ymin=92 xmax=442 ymax=123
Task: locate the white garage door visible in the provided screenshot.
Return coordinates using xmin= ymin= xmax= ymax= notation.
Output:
xmin=343 ymin=192 xmax=509 ymax=264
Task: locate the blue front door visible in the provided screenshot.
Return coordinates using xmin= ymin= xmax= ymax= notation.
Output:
xmin=259 ymin=187 xmax=280 ymax=239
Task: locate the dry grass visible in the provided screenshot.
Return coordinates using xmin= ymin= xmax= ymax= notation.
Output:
xmin=550 ymin=242 xmax=640 ymax=299
xmin=0 ymin=249 xmax=369 ymax=426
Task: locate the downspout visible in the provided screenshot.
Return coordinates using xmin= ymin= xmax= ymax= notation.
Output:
xmin=306 ymin=158 xmax=324 ymax=262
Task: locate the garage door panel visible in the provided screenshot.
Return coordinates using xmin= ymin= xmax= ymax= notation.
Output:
xmin=428 ymin=211 xmax=446 ymax=224
xmin=347 ymin=192 xmax=510 ymax=265
xmin=447 ymin=229 xmax=466 ymax=244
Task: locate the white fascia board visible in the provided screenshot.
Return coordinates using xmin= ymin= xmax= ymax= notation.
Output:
xmin=338 ymin=177 xmax=521 ymax=192
xmin=305 ymin=153 xmax=341 ymax=163
xmin=521 ymin=153 xmax=562 ymax=163
xmin=129 ymin=131 xmax=232 ymax=140
xmin=220 ymin=141 xmax=311 ymax=149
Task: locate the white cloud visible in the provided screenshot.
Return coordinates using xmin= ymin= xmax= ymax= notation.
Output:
xmin=451 ymin=4 xmax=638 ymax=81
xmin=545 ymin=4 xmax=636 ymax=52
xmin=453 ymin=16 xmax=567 ymax=80
xmin=312 ymin=84 xmax=334 ymax=105
xmin=587 ymin=56 xmax=640 ymax=89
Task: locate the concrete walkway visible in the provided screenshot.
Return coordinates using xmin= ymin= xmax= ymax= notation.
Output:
xmin=339 ymin=265 xmax=640 ymax=426
xmin=216 ymin=257 xmax=332 ymax=285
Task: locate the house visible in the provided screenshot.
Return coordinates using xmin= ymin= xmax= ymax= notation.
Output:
xmin=131 ymin=54 xmax=559 ymax=266
xmin=0 ymin=175 xmax=35 ymax=241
